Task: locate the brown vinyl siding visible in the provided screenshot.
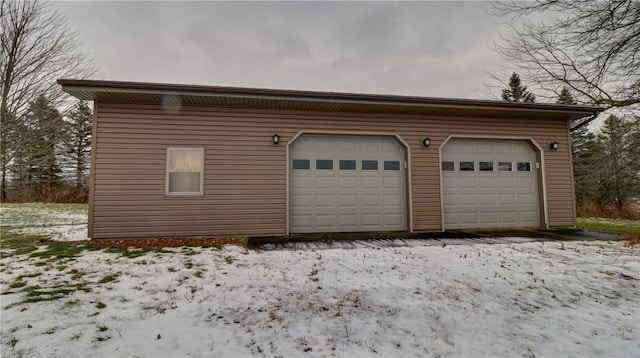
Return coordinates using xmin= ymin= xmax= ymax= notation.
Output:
xmin=90 ymin=102 xmax=576 ymax=239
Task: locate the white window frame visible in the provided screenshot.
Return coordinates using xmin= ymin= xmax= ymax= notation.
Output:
xmin=166 ymin=147 xmax=204 ymax=196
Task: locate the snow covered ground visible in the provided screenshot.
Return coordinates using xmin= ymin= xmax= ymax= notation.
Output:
xmin=0 ymin=203 xmax=87 ymax=241
xmin=1 ymin=205 xmax=638 ymax=357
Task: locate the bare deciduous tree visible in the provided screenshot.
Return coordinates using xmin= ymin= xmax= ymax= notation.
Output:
xmin=493 ymin=1 xmax=640 ymax=108
xmin=1 ymin=0 xmax=97 ymax=200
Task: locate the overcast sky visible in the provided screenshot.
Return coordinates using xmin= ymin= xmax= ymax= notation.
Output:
xmin=53 ymin=1 xmax=512 ymax=100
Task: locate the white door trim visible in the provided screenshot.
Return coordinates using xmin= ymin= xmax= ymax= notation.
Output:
xmin=286 ymin=130 xmax=413 ymax=234
xmin=438 ymin=134 xmax=548 ymax=230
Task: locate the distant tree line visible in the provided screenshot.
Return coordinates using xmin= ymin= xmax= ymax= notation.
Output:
xmin=1 ymin=0 xmax=97 ymax=202
xmin=501 ymin=75 xmax=640 ymax=218
xmin=494 ymin=1 xmax=639 ymax=218
xmin=3 ymin=96 xmax=92 ymax=202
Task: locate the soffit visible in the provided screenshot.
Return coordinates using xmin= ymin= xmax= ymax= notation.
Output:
xmin=58 ymin=79 xmax=602 ymax=121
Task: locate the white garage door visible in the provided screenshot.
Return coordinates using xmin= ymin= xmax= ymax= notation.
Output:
xmin=441 ymin=138 xmax=540 ymax=229
xmin=290 ymin=134 xmax=407 ymax=233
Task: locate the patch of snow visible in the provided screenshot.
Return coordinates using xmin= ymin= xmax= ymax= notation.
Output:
xmin=1 ymin=240 xmax=638 ymax=357
xmin=0 ymin=204 xmax=88 ymax=241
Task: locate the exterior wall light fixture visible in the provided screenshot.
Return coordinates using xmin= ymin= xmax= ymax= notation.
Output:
xmin=549 ymin=141 xmax=559 ymax=150
xmin=422 ymin=137 xmax=431 ymax=147
xmin=272 ymin=134 xmax=280 ymax=144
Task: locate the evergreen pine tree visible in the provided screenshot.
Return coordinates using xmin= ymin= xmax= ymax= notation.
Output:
xmin=556 ymin=87 xmax=601 ymax=210
xmin=62 ymin=100 xmax=92 ymax=188
xmin=22 ymin=95 xmax=64 ymax=188
xmin=556 ymin=87 xmax=576 ymax=105
xmin=571 ymin=124 xmax=600 ymax=207
xmin=595 ymin=115 xmax=640 ymax=210
xmin=501 ymin=73 xmax=536 ymax=103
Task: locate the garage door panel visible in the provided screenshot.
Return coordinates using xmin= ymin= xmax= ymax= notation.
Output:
xmin=498 ymin=177 xmax=516 ymax=188
xmin=499 ymin=193 xmax=516 ymax=205
xmin=361 ymin=194 xmax=381 ymax=207
xmin=459 ymin=205 xmax=480 ymax=214
xmin=338 ymin=195 xmax=358 ymax=207
xmin=291 ymin=194 xmax=313 ymax=208
xmin=383 ymin=176 xmax=402 ymax=189
xmin=479 ymin=204 xmax=498 ymax=211
xmin=291 ymin=215 xmax=312 ymax=228
xmin=315 ymin=214 xmax=336 ymax=227
xmin=360 ymin=141 xmax=380 ymax=153
xmin=458 ymin=177 xmax=476 ymax=188
xmin=290 ymin=134 xmax=406 ymax=233
xmin=338 ymin=176 xmax=357 ymax=188
xmin=480 ymin=212 xmax=498 ymax=223
xmin=361 ymin=177 xmax=381 ymax=188
xmin=443 ymin=193 xmax=458 ymax=206
xmin=444 ymin=205 xmax=458 ymax=215
xmin=315 ymin=195 xmax=335 ymax=207
xmin=500 ymin=205 xmax=518 ymax=214
xmin=292 ymin=176 xmax=313 ymax=189
xmin=443 ymin=138 xmax=539 ymax=229
xmin=382 ymin=141 xmax=399 ymax=153
xmin=295 ymin=140 xmax=313 ymax=152
xmin=384 ymin=214 xmax=403 ymax=226
xmin=479 ymin=193 xmax=497 ymax=205
xmin=478 ymin=177 xmax=496 ymax=188
xmin=517 ymin=177 xmax=535 ymax=188
xmin=518 ymin=193 xmax=535 ymax=205
xmin=315 ymin=140 xmax=333 ymax=152
xmin=514 ymin=144 xmax=532 ymax=155
xmin=461 ymin=213 xmax=479 ymax=224
xmin=459 ymin=193 xmax=477 ymax=205
xmin=477 ymin=143 xmax=494 ymax=153
xmin=362 ymin=214 xmax=382 ymax=226
xmin=457 ymin=142 xmax=475 ymax=153
xmin=500 ymin=212 xmax=517 ymax=224
xmin=519 ymin=208 xmax=536 ymax=217
xmin=315 ymin=176 xmax=335 ymax=188
xmin=384 ymin=194 xmax=402 ymax=207
xmin=338 ymin=141 xmax=357 ymax=152
xmin=338 ymin=214 xmax=359 ymax=227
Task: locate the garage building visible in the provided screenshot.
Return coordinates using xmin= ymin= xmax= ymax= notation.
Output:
xmin=58 ymin=79 xmax=599 ymax=239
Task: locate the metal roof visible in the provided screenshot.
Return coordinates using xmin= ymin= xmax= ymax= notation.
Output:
xmin=58 ymin=79 xmax=602 ymax=121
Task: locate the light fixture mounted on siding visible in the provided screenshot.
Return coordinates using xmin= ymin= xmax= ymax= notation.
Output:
xmin=549 ymin=141 xmax=559 ymax=150
xmin=272 ymin=134 xmax=280 ymax=144
xmin=422 ymin=137 xmax=431 ymax=147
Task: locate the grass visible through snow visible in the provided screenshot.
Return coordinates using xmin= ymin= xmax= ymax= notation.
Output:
xmin=1 ymin=204 xmax=639 ymax=357
xmin=1 ymin=203 xmax=88 ymax=250
xmin=577 ymin=217 xmax=640 ymax=237
xmin=1 ymin=240 xmax=638 ymax=357
xmin=0 ymin=203 xmax=87 ymax=227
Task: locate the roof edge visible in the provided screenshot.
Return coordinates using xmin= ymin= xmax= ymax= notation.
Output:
xmin=58 ymin=79 xmax=603 ymax=116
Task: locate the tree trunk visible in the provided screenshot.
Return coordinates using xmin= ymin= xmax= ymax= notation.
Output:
xmin=1 ymin=169 xmax=6 ymax=202
xmin=76 ymin=159 xmax=82 ymax=188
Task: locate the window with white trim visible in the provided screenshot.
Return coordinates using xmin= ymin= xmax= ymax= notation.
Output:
xmin=166 ymin=148 xmax=204 ymax=195
xmin=292 ymin=159 xmax=310 ymax=169
xmin=479 ymin=161 xmax=494 ymax=171
xmin=499 ymin=162 xmax=512 ymax=171
xmin=460 ymin=161 xmax=475 ymax=171
xmin=441 ymin=161 xmax=455 ymax=171
xmin=517 ymin=162 xmax=531 ymax=172
xmin=339 ymin=160 xmax=356 ymax=170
